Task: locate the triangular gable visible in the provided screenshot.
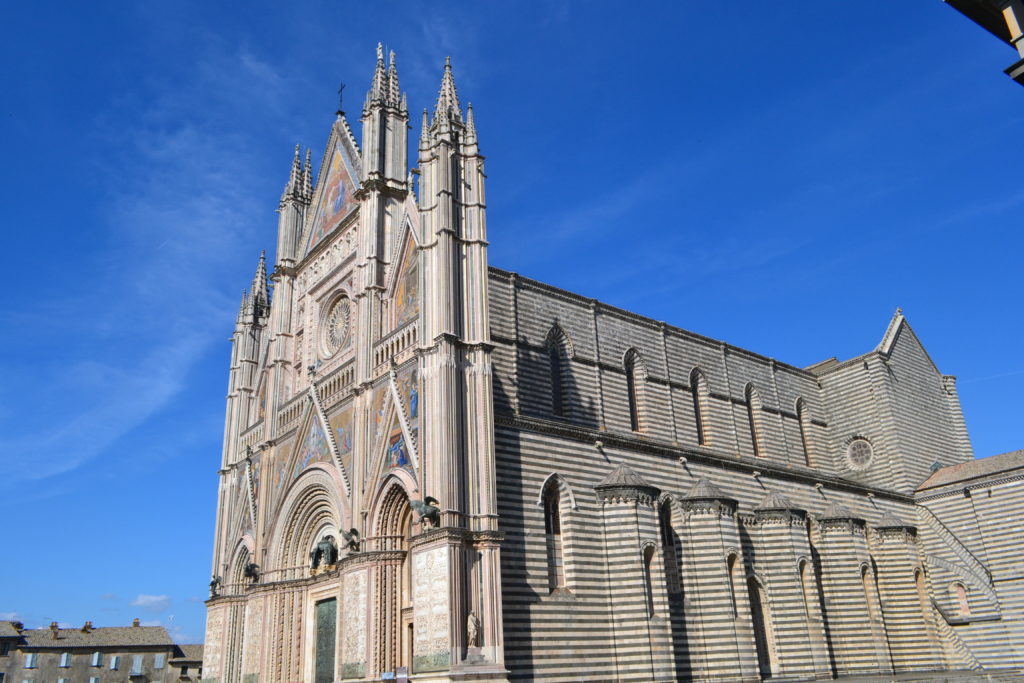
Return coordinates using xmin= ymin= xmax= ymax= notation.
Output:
xmin=301 ymin=117 xmax=363 ymax=258
xmin=365 ymin=375 xmax=420 ymax=489
xmin=270 ymin=401 xmax=333 ymax=515
xmin=388 ymin=230 xmax=421 ymax=329
xmin=326 ymin=401 xmax=356 ymax=484
xmin=876 ymin=308 xmax=942 ymax=374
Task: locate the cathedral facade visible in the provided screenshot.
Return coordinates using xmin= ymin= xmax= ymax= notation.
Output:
xmin=204 ymin=48 xmax=1024 ymax=682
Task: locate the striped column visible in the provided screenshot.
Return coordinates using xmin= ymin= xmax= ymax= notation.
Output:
xmin=594 ymin=464 xmax=674 ymax=682
xmin=751 ymin=491 xmax=832 ymax=680
xmin=678 ymin=477 xmax=758 ymax=682
xmin=815 ymin=502 xmax=893 ymax=676
xmin=871 ymin=512 xmax=944 ymax=672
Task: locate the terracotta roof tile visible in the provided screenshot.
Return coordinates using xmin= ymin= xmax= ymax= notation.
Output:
xmin=917 ymin=449 xmax=1024 ymax=491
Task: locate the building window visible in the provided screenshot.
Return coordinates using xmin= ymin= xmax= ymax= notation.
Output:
xmin=546 ymin=325 xmax=572 ymax=418
xmin=110 ymin=654 xmax=121 ymax=670
xmin=544 ymin=483 xmax=566 ymax=592
xmin=659 ymin=503 xmax=682 ymax=594
xmin=23 ymin=653 xmax=37 ymax=668
xmin=745 ymin=384 xmax=764 ymax=458
xmin=154 ymin=653 xmax=165 ymax=669
xmin=846 ymin=438 xmax=873 ymax=470
xmin=798 ymin=559 xmax=815 ymax=619
xmin=747 ymin=576 xmax=778 ymax=678
xmin=690 ymin=368 xmax=709 ymax=446
xmin=727 ymin=553 xmax=742 ymax=618
xmin=796 ymin=399 xmax=814 ymax=467
xmin=58 ymin=679 xmax=69 ymax=683
xmin=131 ymin=654 xmax=144 ymax=674
xmin=60 ymin=652 xmax=71 ymax=667
xmin=0 ymin=642 xmax=8 ymax=656
xmin=624 ymin=349 xmax=646 ymax=432
xmin=90 ymin=677 xmax=101 ymax=683
xmin=951 ymin=582 xmax=971 ymax=616
xmin=91 ymin=652 xmax=103 ymax=666
xmin=643 ymin=545 xmax=656 ymax=617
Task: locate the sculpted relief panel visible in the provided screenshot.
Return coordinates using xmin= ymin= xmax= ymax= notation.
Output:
xmin=341 ymin=569 xmax=367 ymax=679
xmin=413 ymin=545 xmax=450 ymax=672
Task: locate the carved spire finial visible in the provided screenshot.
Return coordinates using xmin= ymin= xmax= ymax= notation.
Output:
xmin=433 ymin=56 xmax=462 ymax=126
xmin=302 ymin=148 xmax=313 ymax=200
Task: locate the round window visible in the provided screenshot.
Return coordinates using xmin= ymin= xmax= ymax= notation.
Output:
xmin=321 ymin=297 xmax=351 ymax=356
xmin=846 ymin=438 xmax=873 ymax=470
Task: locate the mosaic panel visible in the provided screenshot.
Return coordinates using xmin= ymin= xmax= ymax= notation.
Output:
xmin=306 ymin=138 xmax=358 ymax=255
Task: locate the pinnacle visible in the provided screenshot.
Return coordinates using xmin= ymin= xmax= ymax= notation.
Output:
xmin=302 ymin=148 xmax=313 ymax=200
xmin=251 ymin=251 xmax=270 ymax=312
xmin=433 ymin=56 xmax=462 ymax=126
xmin=465 ymin=102 xmax=477 ymax=142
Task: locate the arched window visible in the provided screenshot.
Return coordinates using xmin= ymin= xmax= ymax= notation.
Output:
xmin=690 ymin=368 xmax=710 ymax=446
xmin=544 ymin=484 xmax=565 ymax=592
xmin=727 ymin=553 xmax=742 ymax=618
xmin=747 ymin=576 xmax=778 ymax=678
xmin=624 ymin=349 xmax=646 ymax=432
xmin=798 ymin=559 xmax=815 ymax=619
xmin=659 ymin=502 xmax=682 ymax=595
xmin=797 ymin=399 xmax=814 ymax=467
xmin=643 ymin=544 xmax=656 ymax=617
xmin=746 ymin=384 xmax=764 ymax=458
xmin=951 ymin=582 xmax=970 ymax=616
xmin=862 ymin=563 xmax=884 ymax=632
xmin=546 ymin=326 xmax=572 ymax=418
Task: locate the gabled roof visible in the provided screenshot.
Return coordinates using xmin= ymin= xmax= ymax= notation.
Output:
xmin=20 ymin=625 xmax=174 ymax=649
xmin=917 ymin=449 xmax=1024 ymax=491
xmin=170 ymin=643 xmax=204 ymax=664
xmin=0 ymin=621 xmax=20 ymax=638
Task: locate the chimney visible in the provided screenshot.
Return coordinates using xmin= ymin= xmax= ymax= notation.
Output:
xmin=50 ymin=621 xmax=59 ymax=639
xmin=132 ymin=618 xmax=140 ymax=627
xmin=81 ymin=620 xmax=93 ymax=633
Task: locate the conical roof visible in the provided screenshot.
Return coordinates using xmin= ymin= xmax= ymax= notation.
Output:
xmin=876 ymin=510 xmax=916 ymax=530
xmin=682 ymin=476 xmax=730 ymax=500
xmin=820 ymin=501 xmax=864 ymax=521
xmin=755 ymin=489 xmax=798 ymax=511
xmin=596 ymin=463 xmax=652 ymax=489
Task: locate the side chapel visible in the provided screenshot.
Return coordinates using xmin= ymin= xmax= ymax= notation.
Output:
xmin=204 ymin=46 xmax=1024 ymax=682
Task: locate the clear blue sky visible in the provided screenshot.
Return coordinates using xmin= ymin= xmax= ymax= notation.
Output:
xmin=1 ymin=1 xmax=1020 ymax=644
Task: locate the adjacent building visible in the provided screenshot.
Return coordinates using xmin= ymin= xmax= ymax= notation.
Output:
xmin=203 ymin=46 xmax=1024 ymax=682
xmin=943 ymin=0 xmax=1024 ymax=85
xmin=0 ymin=620 xmax=202 ymax=683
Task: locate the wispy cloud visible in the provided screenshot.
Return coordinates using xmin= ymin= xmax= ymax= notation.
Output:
xmin=131 ymin=594 xmax=171 ymax=613
xmin=0 ymin=612 xmax=20 ymax=621
xmin=0 ymin=43 xmax=286 ymax=488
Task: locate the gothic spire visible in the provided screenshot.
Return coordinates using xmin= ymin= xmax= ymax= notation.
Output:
xmin=281 ymin=144 xmax=302 ymax=199
xmin=250 ymin=250 xmax=269 ymax=313
xmin=370 ymin=42 xmax=388 ymax=104
xmin=433 ymin=56 xmax=462 ymax=126
xmin=302 ymin=148 xmax=313 ymax=200
xmin=465 ymin=102 xmax=477 ymax=144
xmin=237 ymin=289 xmax=248 ymax=324
xmin=387 ymin=49 xmax=401 ymax=107
xmin=420 ymin=108 xmax=430 ymax=146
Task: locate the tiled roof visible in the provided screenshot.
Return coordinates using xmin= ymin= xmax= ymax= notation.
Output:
xmin=171 ymin=643 xmax=204 ymax=663
xmin=877 ymin=511 xmax=915 ymax=529
xmin=755 ymin=490 xmax=797 ymax=511
xmin=21 ymin=625 xmax=174 ymax=648
xmin=595 ymin=463 xmax=653 ymax=489
xmin=820 ymin=501 xmax=863 ymax=521
xmin=0 ymin=621 xmax=21 ymax=638
xmin=682 ymin=476 xmax=731 ymax=500
xmin=917 ymin=449 xmax=1024 ymax=491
